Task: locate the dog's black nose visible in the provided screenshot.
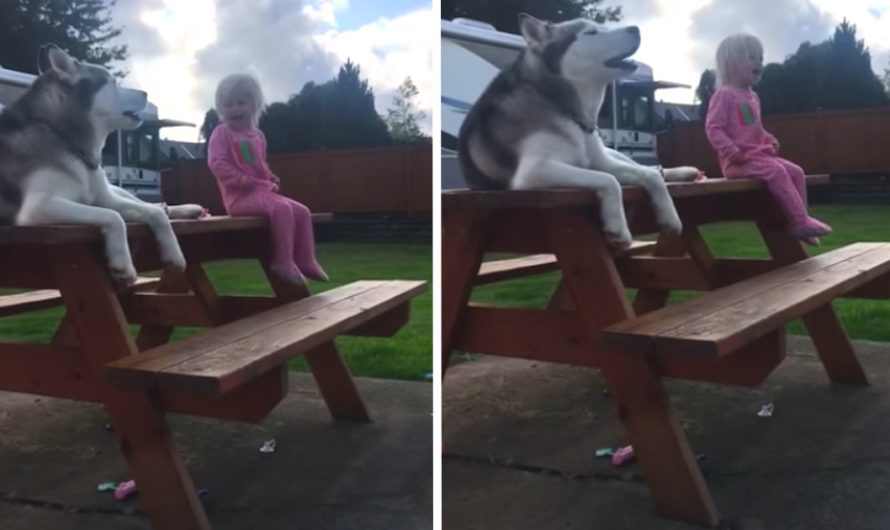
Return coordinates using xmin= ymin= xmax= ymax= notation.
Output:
xmin=626 ymin=26 xmax=640 ymax=38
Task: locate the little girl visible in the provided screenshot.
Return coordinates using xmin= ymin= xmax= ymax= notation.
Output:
xmin=705 ymin=34 xmax=831 ymax=244
xmin=208 ymin=74 xmax=327 ymax=284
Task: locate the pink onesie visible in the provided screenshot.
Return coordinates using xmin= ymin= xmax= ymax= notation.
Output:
xmin=705 ymin=85 xmax=812 ymax=229
xmin=207 ymin=123 xmax=327 ymax=283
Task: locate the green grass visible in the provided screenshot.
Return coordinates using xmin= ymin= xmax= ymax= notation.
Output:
xmin=473 ymin=204 xmax=890 ymax=342
xmin=0 ymin=243 xmax=432 ymax=382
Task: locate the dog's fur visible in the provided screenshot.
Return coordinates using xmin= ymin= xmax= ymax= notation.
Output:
xmin=459 ymin=14 xmax=701 ymax=246
xmin=0 ymin=44 xmax=204 ymax=284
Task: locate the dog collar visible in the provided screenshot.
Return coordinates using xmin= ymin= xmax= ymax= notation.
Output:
xmin=37 ymin=120 xmax=100 ymax=171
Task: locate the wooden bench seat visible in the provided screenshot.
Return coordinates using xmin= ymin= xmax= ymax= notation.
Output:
xmin=0 ymin=276 xmax=160 ymax=318
xmin=476 ymin=240 xmax=657 ymax=285
xmin=104 ymin=280 xmax=425 ymax=395
xmin=603 ymin=242 xmax=890 ymax=358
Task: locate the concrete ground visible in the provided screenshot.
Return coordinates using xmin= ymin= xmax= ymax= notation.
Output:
xmin=444 ymin=337 xmax=890 ymax=530
xmin=0 ymin=374 xmax=432 ymax=530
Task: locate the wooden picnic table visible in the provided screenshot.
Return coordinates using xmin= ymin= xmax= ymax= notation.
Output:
xmin=442 ymin=175 xmax=890 ymax=526
xmin=0 ymin=215 xmax=425 ymax=530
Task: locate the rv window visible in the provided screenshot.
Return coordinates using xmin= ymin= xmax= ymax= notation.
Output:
xmin=634 ymin=93 xmax=652 ymax=131
xmin=618 ymin=87 xmax=653 ymax=133
xmin=599 ymin=86 xmax=613 ymax=118
xmin=102 ymin=133 xmax=118 ymax=166
xmin=138 ymin=131 xmax=157 ymax=170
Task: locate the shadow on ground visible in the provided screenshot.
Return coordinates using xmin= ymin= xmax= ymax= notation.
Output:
xmin=0 ymin=374 xmax=432 ymax=530
xmin=444 ymin=337 xmax=890 ymax=530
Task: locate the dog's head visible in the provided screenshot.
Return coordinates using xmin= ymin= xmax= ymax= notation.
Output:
xmin=36 ymin=44 xmax=148 ymax=135
xmin=518 ymin=14 xmax=640 ymax=84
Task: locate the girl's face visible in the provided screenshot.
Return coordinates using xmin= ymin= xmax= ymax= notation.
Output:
xmin=222 ymin=94 xmax=255 ymax=130
xmin=731 ymin=50 xmax=764 ymax=87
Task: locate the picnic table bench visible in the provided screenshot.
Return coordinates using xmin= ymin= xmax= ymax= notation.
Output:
xmin=0 ymin=214 xmax=425 ymax=530
xmin=442 ymin=175 xmax=890 ymax=526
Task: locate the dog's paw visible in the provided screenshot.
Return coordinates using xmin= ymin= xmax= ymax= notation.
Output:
xmin=166 ymin=204 xmax=205 ymax=220
xmin=658 ymin=213 xmax=683 ymax=235
xmin=603 ymin=221 xmax=633 ymax=249
xmin=160 ymin=245 xmax=187 ymax=272
xmin=108 ymin=259 xmax=137 ymax=288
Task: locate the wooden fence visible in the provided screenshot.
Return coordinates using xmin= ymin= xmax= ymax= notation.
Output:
xmin=657 ymin=107 xmax=890 ymax=177
xmin=162 ymin=144 xmax=432 ymax=214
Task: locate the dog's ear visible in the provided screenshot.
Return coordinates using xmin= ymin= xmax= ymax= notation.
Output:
xmin=518 ymin=13 xmax=552 ymax=48
xmin=37 ymin=44 xmax=77 ymax=80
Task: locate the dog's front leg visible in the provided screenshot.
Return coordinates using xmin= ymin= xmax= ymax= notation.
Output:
xmin=603 ymin=161 xmax=682 ymax=235
xmin=17 ymin=193 xmax=137 ymax=285
xmin=514 ymin=158 xmax=632 ymax=248
xmin=97 ymin=192 xmax=186 ymax=271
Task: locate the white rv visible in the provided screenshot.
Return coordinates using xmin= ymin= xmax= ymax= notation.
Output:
xmin=441 ymin=18 xmax=689 ymax=189
xmin=0 ymin=66 xmax=194 ymax=202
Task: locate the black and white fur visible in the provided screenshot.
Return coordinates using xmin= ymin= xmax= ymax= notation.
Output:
xmin=0 ymin=44 xmax=204 ymax=285
xmin=459 ymin=14 xmax=701 ymax=246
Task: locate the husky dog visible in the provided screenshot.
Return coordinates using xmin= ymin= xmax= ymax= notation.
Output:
xmin=459 ymin=14 xmax=702 ymax=247
xmin=0 ymin=44 xmax=205 ymax=285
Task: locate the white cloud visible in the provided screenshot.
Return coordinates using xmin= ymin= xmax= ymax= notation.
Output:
xmin=314 ymin=8 xmax=434 ymax=132
xmin=111 ymin=0 xmax=430 ymax=141
xmin=618 ymin=0 xmax=890 ymax=104
xmin=302 ymin=0 xmax=349 ymax=27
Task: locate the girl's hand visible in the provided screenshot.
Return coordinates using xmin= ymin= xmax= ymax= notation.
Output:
xmin=771 ymin=138 xmax=780 ymax=153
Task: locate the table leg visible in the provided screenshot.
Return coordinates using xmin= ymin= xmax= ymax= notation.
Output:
xmin=632 ymin=234 xmax=686 ymax=315
xmin=547 ymin=279 xmax=574 ymax=310
xmin=52 ymin=313 xmax=79 ymax=346
xmin=136 ymin=270 xmax=189 ymax=350
xmin=260 ymin=259 xmax=370 ymax=422
xmin=52 ymin=248 xmax=210 ymax=530
xmin=547 ymin=210 xmax=719 ymax=526
xmin=304 ymin=342 xmax=371 ymax=422
xmin=442 ymin=210 xmax=489 ymax=376
xmin=757 ymin=220 xmax=868 ymax=385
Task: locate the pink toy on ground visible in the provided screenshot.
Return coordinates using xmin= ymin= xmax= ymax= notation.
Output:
xmin=114 ymin=479 xmax=137 ymax=501
xmin=611 ymin=445 xmax=635 ymax=466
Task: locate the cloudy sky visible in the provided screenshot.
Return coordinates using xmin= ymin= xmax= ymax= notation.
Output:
xmin=111 ymin=0 xmax=432 ymax=141
xmin=616 ymin=0 xmax=890 ymax=104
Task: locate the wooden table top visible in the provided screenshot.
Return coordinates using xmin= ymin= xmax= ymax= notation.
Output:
xmin=442 ymin=175 xmax=830 ymax=210
xmin=0 ymin=213 xmax=333 ymax=245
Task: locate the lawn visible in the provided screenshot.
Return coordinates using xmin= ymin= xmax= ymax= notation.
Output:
xmin=473 ymin=204 xmax=890 ymax=342
xmin=0 ymin=243 xmax=432 ymax=382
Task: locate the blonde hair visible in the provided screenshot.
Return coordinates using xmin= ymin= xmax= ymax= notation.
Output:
xmin=715 ymin=34 xmax=763 ymax=87
xmin=214 ymin=73 xmax=265 ymax=124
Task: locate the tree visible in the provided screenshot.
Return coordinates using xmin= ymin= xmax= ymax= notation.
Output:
xmin=385 ymin=77 xmax=428 ymax=143
xmin=0 ymin=0 xmax=128 ymax=76
xmin=442 ymin=0 xmax=620 ymax=34
xmin=324 ymin=60 xmax=392 ymax=149
xmin=199 ymin=109 xmax=220 ymax=142
xmin=883 ymin=57 xmax=890 ymax=96
xmin=259 ymin=60 xmax=392 ymax=154
xmin=694 ymin=69 xmax=716 ymax=119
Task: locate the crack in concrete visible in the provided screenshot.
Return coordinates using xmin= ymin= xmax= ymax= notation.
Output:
xmin=443 ymin=452 xmax=642 ymax=483
xmin=0 ymin=492 xmax=142 ymax=517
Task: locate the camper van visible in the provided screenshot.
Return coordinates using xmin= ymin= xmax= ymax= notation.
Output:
xmin=441 ymin=18 xmax=689 ymax=189
xmin=0 ymin=66 xmax=193 ymax=202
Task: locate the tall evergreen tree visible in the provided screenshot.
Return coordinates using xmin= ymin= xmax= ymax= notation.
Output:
xmin=0 ymin=0 xmax=127 ymax=75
